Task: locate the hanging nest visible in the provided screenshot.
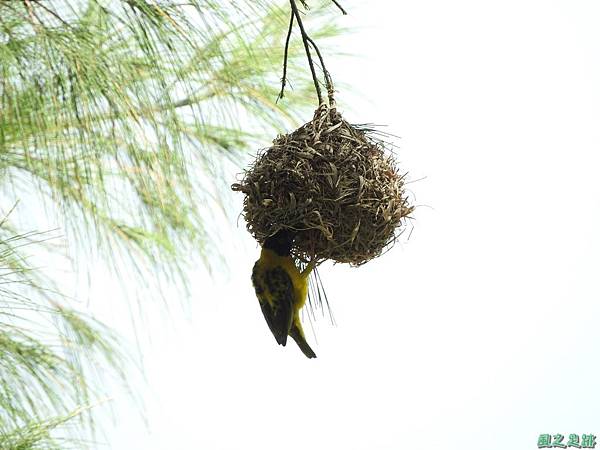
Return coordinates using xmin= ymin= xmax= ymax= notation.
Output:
xmin=232 ymin=104 xmax=414 ymax=266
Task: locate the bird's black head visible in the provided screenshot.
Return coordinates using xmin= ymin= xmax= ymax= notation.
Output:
xmin=263 ymin=229 xmax=294 ymax=256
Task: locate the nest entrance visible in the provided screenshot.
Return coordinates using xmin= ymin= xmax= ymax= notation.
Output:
xmin=232 ymin=104 xmax=413 ymax=267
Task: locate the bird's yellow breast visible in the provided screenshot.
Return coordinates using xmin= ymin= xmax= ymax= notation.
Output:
xmin=257 ymin=248 xmax=309 ymax=311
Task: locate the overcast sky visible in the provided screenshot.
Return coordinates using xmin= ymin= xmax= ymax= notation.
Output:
xmin=91 ymin=1 xmax=600 ymax=448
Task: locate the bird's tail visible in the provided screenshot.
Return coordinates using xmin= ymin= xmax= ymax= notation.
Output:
xmin=289 ymin=323 xmax=317 ymax=359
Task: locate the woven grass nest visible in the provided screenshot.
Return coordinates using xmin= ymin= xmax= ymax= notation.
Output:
xmin=232 ymin=104 xmax=414 ymax=266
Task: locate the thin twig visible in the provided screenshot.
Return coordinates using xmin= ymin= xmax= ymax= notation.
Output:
xmin=306 ymin=35 xmax=334 ymax=105
xmin=277 ymin=10 xmax=295 ymax=102
xmin=331 ymin=0 xmax=347 ymax=15
xmin=23 ymin=0 xmax=43 ymax=28
xmin=29 ymin=0 xmax=71 ymax=28
xmin=289 ymin=0 xmax=323 ymax=105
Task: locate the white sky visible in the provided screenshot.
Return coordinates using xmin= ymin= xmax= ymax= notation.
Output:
xmin=89 ymin=0 xmax=600 ymax=448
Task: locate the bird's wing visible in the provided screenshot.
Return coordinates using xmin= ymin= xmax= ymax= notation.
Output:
xmin=252 ymin=263 xmax=294 ymax=346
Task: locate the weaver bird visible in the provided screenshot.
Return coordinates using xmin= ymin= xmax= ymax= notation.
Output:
xmin=251 ymin=229 xmax=317 ymax=358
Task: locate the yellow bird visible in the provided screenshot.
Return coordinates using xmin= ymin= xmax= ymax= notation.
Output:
xmin=251 ymin=229 xmax=317 ymax=358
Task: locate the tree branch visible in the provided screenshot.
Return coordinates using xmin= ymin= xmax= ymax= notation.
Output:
xmin=280 ymin=0 xmax=347 ymax=105
xmin=331 ymin=0 xmax=347 ymax=15
xmin=29 ymin=0 xmax=71 ymax=28
xmin=277 ymin=10 xmax=295 ymax=102
xmin=289 ymin=0 xmax=323 ymax=105
xmin=306 ymin=35 xmax=335 ymax=106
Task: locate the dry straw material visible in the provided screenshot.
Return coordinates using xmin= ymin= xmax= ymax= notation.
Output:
xmin=232 ymin=104 xmax=413 ymax=266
